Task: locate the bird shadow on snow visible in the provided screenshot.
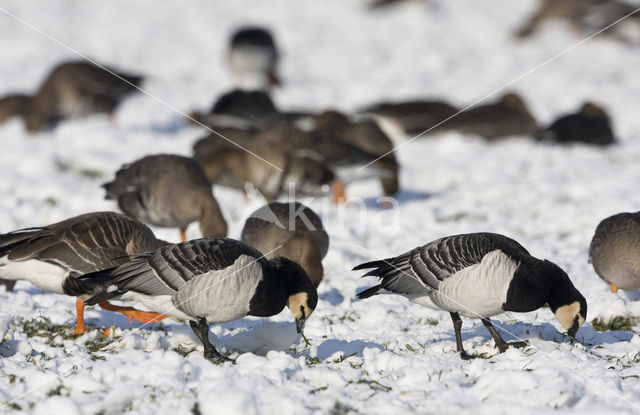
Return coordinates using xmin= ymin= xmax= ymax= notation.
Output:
xmin=319 ymin=287 xmax=345 ymax=306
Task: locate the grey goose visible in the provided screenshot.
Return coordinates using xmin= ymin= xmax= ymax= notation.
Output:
xmin=241 ymin=202 xmax=329 ymax=287
xmin=354 ymin=232 xmax=587 ymax=359
xmin=229 ymin=27 xmax=280 ymax=88
xmin=358 ymin=99 xmax=460 ymax=138
xmin=537 ymin=102 xmax=615 ymax=146
xmin=312 ymin=110 xmax=400 ymax=198
xmin=193 ymin=129 xmax=337 ymax=202
xmin=435 ymin=92 xmax=538 ymax=141
xmin=103 ymin=154 xmax=228 ymax=241
xmin=516 ymin=0 xmax=640 ymax=40
xmin=189 ymin=89 xmax=281 ymax=130
xmin=0 ymin=60 xmax=143 ymax=133
xmin=0 ymin=212 xmax=168 ymax=334
xmin=252 ymin=123 xmax=396 ymax=202
xmin=79 ymin=237 xmax=318 ymax=362
xmin=589 ymin=212 xmax=640 ymax=292
xmin=0 ymin=94 xmax=31 ymax=125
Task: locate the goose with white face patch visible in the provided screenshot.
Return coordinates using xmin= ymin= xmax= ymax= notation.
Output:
xmin=78 ymin=237 xmax=318 ymax=363
xmin=589 ymin=211 xmax=640 ymax=293
xmin=354 ymin=232 xmax=587 ymax=359
xmin=0 ymin=212 xmax=169 ymax=334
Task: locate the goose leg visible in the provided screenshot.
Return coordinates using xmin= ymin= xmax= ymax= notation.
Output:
xmin=450 ymin=312 xmax=474 ymax=360
xmin=72 ymin=298 xmax=86 ymax=335
xmin=189 ymin=318 xmax=234 ymax=364
xmin=481 ymin=318 xmax=527 ymax=353
xmin=180 ymin=228 xmax=187 ymax=242
xmin=610 ymin=283 xmax=618 ymax=294
xmin=98 ymin=301 xmax=169 ymax=324
xmin=332 ymin=179 xmax=347 ymax=204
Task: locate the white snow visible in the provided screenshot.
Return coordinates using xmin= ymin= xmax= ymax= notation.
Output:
xmin=1 ymin=0 xmax=640 ymax=413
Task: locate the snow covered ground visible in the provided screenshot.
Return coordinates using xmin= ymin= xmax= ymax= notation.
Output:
xmin=1 ymin=0 xmax=640 ymax=413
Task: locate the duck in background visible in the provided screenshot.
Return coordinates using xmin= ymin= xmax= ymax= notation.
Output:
xmin=0 ymin=60 xmax=143 ymax=133
xmin=241 ymin=202 xmax=329 ymax=287
xmin=0 ymin=212 xmax=168 ymax=334
xmin=103 ymin=154 xmax=227 ymax=242
xmin=589 ymin=212 xmax=640 ymax=293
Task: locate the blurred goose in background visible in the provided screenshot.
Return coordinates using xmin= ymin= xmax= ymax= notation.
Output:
xmin=0 ymin=94 xmax=31 ymax=125
xmin=358 ymin=99 xmax=459 ymax=139
xmin=589 ymin=212 xmax=640 ymax=293
xmin=253 ymin=123 xmax=396 ymax=202
xmin=188 ymin=89 xmax=309 ymax=130
xmin=229 ymin=26 xmax=280 ymax=88
xmin=311 ymin=110 xmax=400 ymax=198
xmin=103 ymin=154 xmax=227 ymax=242
xmin=189 ymin=89 xmax=280 ymax=130
xmin=537 ymin=102 xmax=615 ymax=146
xmin=434 ymin=92 xmax=538 ymax=141
xmin=516 ymin=0 xmax=640 ymax=41
xmin=241 ymin=202 xmax=329 ymax=287
xmin=355 ymin=232 xmax=587 ymax=359
xmin=193 ymin=128 xmax=338 ymax=202
xmin=79 ymin=237 xmax=318 ymax=362
xmin=0 ymin=212 xmax=168 ymax=334
xmin=0 ymin=60 xmax=143 ymax=133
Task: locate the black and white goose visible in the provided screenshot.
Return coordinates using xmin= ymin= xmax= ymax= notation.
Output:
xmin=79 ymin=237 xmax=318 ymax=363
xmin=354 ymin=233 xmax=587 ymax=359
xmin=0 ymin=212 xmax=168 ymax=334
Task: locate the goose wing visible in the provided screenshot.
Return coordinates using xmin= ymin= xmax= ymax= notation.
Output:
xmin=0 ymin=212 xmax=161 ymax=275
xmin=354 ymin=233 xmax=529 ymax=297
xmin=82 ymin=238 xmax=263 ymax=301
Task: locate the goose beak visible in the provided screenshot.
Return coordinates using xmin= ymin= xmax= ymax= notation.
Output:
xmin=295 ymin=317 xmax=307 ymax=333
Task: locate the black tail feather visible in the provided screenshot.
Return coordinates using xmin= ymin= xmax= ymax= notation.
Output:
xmin=357 ymin=284 xmax=382 ymax=299
xmin=77 ymin=267 xmax=118 ymax=284
xmin=352 ymin=259 xmax=386 ymax=272
xmin=85 ymin=289 xmax=124 ymax=306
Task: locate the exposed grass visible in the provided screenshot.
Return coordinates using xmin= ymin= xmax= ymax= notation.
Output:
xmin=591 ymin=316 xmax=640 ymax=332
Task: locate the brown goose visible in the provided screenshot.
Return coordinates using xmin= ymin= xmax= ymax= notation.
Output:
xmin=589 ymin=212 xmax=640 ymax=293
xmin=0 ymin=94 xmax=31 ymax=125
xmin=312 ymin=110 xmax=400 ymax=197
xmin=229 ymin=27 xmax=280 ymax=88
xmin=435 ymin=92 xmax=538 ymax=140
xmin=193 ymin=131 xmax=337 ymax=202
xmin=103 ymin=154 xmax=228 ymax=242
xmin=241 ymin=202 xmax=329 ymax=287
xmin=0 ymin=60 xmax=143 ymax=133
xmin=516 ymin=0 xmax=640 ymax=40
xmin=358 ymin=99 xmax=460 ymax=137
xmin=0 ymin=212 xmax=168 ymax=334
xmin=537 ymin=102 xmax=615 ymax=146
xmin=253 ymin=123 xmax=395 ymax=202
